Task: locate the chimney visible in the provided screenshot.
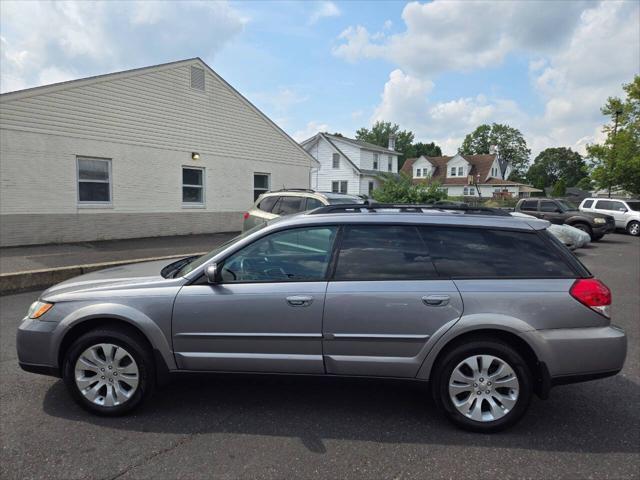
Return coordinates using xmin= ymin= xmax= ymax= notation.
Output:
xmin=388 ymin=134 xmax=396 ymax=151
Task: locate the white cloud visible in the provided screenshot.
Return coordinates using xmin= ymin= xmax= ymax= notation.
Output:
xmin=309 ymin=1 xmax=340 ymax=25
xmin=292 ymin=121 xmax=330 ymax=142
xmin=0 ymin=0 xmax=247 ymax=93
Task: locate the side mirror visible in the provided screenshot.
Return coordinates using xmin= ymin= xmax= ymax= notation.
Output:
xmin=205 ymin=263 xmax=218 ymax=284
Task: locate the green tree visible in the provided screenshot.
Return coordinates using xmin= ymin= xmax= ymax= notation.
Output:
xmin=588 ymin=75 xmax=640 ymax=195
xmin=576 ymin=177 xmax=594 ymax=191
xmin=371 ymin=172 xmax=446 ymax=203
xmin=460 ymin=123 xmax=531 ymax=180
xmin=413 ymin=141 xmax=442 ymax=158
xmin=526 ymin=147 xmax=588 ymax=189
xmin=356 ymin=121 xmax=415 ymax=166
xmin=551 ymin=178 xmax=567 ymax=197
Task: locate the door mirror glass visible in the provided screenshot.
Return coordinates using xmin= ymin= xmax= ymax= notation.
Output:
xmin=205 ymin=263 xmax=218 ymax=284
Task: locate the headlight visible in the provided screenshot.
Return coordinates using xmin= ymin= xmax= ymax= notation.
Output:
xmin=27 ymin=301 xmax=53 ymax=319
xmin=593 ymin=217 xmax=606 ymax=224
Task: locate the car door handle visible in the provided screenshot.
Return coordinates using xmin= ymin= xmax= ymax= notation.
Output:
xmin=286 ymin=296 xmax=314 ymax=307
xmin=422 ymin=295 xmax=450 ymax=307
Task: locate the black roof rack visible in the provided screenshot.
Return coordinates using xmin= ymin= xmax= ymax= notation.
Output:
xmin=308 ymin=201 xmax=511 ymax=216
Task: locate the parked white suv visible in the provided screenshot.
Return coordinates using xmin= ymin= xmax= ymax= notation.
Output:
xmin=579 ymin=198 xmax=640 ymax=236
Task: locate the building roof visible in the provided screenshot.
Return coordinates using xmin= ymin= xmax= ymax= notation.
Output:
xmin=301 ymin=132 xmax=401 ymax=155
xmin=401 ymin=154 xmax=522 ymax=185
xmin=1 ymin=57 xmax=320 ymax=167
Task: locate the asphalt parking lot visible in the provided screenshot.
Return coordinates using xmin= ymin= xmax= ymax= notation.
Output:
xmin=1 ymin=234 xmax=638 ymax=479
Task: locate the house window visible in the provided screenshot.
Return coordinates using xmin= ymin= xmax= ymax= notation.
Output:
xmin=416 ymin=168 xmax=422 ymax=177
xmin=253 ymin=173 xmax=270 ymax=201
xmin=332 ymin=180 xmax=348 ymax=194
xmin=458 ymin=166 xmax=464 ymax=176
xmin=332 ymin=153 xmax=340 ymax=169
xmin=368 ymin=181 xmax=374 ymax=194
xmin=388 ymin=155 xmax=393 ymax=172
xmin=77 ymin=156 xmax=112 ymax=204
xmin=450 ymin=167 xmax=457 ymax=177
xmin=182 ymin=167 xmax=204 ymax=205
xmin=373 ymin=153 xmax=379 ymax=170
xmin=463 ymin=187 xmax=469 ymax=195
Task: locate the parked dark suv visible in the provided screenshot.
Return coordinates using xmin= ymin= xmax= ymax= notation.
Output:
xmin=515 ymin=198 xmax=615 ymax=241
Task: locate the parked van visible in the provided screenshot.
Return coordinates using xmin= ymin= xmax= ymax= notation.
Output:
xmin=579 ymin=198 xmax=640 ymax=236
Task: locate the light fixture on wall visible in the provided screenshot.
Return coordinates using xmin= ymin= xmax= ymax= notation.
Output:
xmin=191 ymin=152 xmax=200 ymax=161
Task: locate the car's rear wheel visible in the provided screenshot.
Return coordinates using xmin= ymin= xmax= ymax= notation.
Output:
xmin=432 ymin=339 xmax=533 ymax=433
xmin=63 ymin=328 xmax=155 ymax=415
xmin=627 ymin=221 xmax=640 ymax=236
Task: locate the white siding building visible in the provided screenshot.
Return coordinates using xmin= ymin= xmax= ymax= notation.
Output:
xmin=0 ymin=58 xmax=318 ymax=246
xmin=300 ymin=133 xmax=399 ymax=196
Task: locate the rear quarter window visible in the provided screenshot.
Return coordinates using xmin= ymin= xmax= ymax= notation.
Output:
xmin=582 ymin=199 xmax=594 ymax=208
xmin=258 ymin=196 xmax=278 ymax=212
xmin=419 ymin=226 xmax=576 ymax=278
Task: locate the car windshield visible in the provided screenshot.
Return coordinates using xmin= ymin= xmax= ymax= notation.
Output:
xmin=626 ymin=201 xmax=640 ymax=211
xmin=557 ymin=200 xmax=578 ymax=211
xmin=175 ymin=223 xmax=268 ymax=277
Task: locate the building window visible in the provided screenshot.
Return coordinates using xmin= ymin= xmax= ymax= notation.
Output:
xmin=368 ymin=181 xmax=374 ymax=194
xmin=332 ymin=180 xmax=348 ymax=194
xmin=416 ymin=168 xmax=422 ymax=177
xmin=182 ymin=167 xmax=204 ymax=205
xmin=254 ymin=173 xmax=270 ymax=201
xmin=332 ymin=153 xmax=340 ymax=169
xmin=450 ymin=167 xmax=456 ymax=177
xmin=458 ymin=166 xmax=464 ymax=176
xmin=77 ymin=156 xmax=112 ymax=204
xmin=373 ymin=153 xmax=379 ymax=170
xmin=388 ymin=155 xmax=393 ymax=172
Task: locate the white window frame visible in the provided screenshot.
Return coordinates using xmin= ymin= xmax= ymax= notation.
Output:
xmin=388 ymin=155 xmax=393 ymax=172
xmin=416 ymin=168 xmax=422 ymax=177
xmin=450 ymin=167 xmax=457 ymax=177
xmin=332 ymin=180 xmax=348 ymax=194
xmin=332 ymin=153 xmax=340 ymax=169
xmin=373 ymin=153 xmax=379 ymax=170
xmin=77 ymin=156 xmax=112 ymax=207
xmin=458 ymin=166 xmax=464 ymax=176
xmin=182 ymin=166 xmax=205 ymax=207
xmin=253 ymin=172 xmax=270 ymax=201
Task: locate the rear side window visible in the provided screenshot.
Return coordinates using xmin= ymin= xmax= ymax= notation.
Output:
xmin=273 ymin=196 xmax=305 ymax=215
xmin=258 ymin=196 xmax=278 ymax=212
xmin=420 ymin=227 xmax=575 ymax=278
xmin=582 ymin=200 xmax=594 ymax=208
xmin=520 ymin=200 xmax=537 ymax=211
xmin=334 ymin=225 xmax=437 ymax=280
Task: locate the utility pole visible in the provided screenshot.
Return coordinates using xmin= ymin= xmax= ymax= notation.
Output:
xmin=608 ymin=109 xmax=623 ymax=198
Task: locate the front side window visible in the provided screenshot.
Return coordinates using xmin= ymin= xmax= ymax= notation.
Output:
xmin=334 ymin=225 xmax=437 ymax=281
xmin=183 ymin=167 xmax=204 ymax=204
xmin=332 ymin=181 xmax=348 ymax=194
xmin=373 ymin=153 xmax=379 ymax=170
xmin=253 ymin=173 xmax=270 ymax=201
xmin=626 ymin=201 xmax=640 ymax=211
xmin=540 ymin=201 xmax=559 ymax=212
xmin=305 ymin=197 xmax=324 ymax=210
xmin=77 ymin=156 xmax=111 ymax=204
xmin=420 ymin=227 xmax=574 ymax=278
xmin=220 ymin=227 xmax=338 ymax=283
xmin=332 ymin=153 xmax=340 ymax=169
xmin=273 ymin=196 xmax=305 ymax=215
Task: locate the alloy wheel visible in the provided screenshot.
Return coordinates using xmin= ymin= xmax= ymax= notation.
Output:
xmin=74 ymin=343 xmax=139 ymax=407
xmin=448 ymin=354 xmax=519 ymax=422
xmin=629 ymin=223 xmax=640 ymax=236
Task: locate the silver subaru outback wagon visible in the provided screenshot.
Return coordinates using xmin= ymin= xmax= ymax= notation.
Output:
xmin=17 ymin=204 xmax=626 ymax=432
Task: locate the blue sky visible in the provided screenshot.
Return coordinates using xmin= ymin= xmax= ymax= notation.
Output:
xmin=1 ymin=1 xmax=639 ymax=157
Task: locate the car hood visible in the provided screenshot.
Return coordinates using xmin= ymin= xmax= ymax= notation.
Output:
xmin=41 ymin=259 xmax=178 ymax=300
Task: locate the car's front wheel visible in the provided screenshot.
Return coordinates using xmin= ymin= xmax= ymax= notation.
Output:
xmin=627 ymin=221 xmax=640 ymax=236
xmin=62 ymin=328 xmax=155 ymax=415
xmin=433 ymin=339 xmax=533 ymax=432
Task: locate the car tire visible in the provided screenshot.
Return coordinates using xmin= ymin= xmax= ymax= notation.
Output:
xmin=432 ymin=339 xmax=533 ymax=433
xmin=62 ymin=328 xmax=155 ymax=416
xmin=571 ymin=222 xmax=594 ymax=240
xmin=627 ymin=221 xmax=640 ymax=237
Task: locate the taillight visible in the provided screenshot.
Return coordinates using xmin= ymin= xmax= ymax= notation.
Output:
xmin=243 ymin=212 xmax=250 ymax=220
xmin=570 ymin=278 xmax=611 ymax=318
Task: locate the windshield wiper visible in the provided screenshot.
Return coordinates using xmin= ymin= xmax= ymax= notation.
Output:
xmin=161 ymin=256 xmax=201 ymax=279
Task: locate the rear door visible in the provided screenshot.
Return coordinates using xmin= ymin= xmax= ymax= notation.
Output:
xmin=322 ymin=225 xmax=463 ymax=378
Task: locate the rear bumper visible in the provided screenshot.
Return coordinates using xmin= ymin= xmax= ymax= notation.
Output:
xmin=525 ymin=325 xmax=627 ymax=380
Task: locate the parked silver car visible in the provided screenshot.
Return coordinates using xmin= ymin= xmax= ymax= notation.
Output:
xmin=579 ymin=198 xmax=640 ymax=236
xmin=17 ymin=204 xmax=626 ymax=432
xmin=242 ymin=189 xmax=364 ymax=232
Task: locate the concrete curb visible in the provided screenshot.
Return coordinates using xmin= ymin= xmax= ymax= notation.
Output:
xmin=0 ymin=252 xmax=206 ymax=295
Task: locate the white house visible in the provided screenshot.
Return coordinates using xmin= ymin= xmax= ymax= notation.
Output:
xmin=300 ymin=132 xmax=400 ymax=196
xmin=0 ymin=58 xmax=318 ymax=246
xmin=401 ymin=151 xmax=536 ymax=198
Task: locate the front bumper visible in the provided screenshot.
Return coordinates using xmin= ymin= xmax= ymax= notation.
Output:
xmin=17 ymin=317 xmax=60 ymax=377
xmin=525 ymin=325 xmax=627 ymax=381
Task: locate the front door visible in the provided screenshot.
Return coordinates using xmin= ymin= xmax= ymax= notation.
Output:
xmin=322 ymin=225 xmax=463 ymax=377
xmin=539 ymin=200 xmax=565 ymax=224
xmin=173 ymin=226 xmax=338 ymax=373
